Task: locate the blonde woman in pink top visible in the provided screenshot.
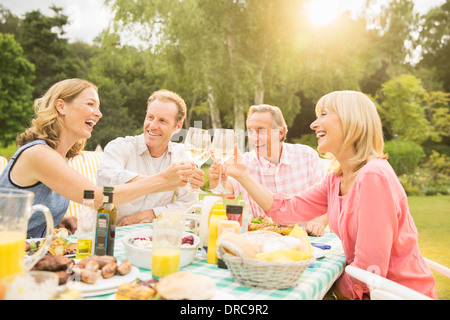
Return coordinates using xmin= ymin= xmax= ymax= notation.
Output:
xmin=223 ymin=91 xmax=437 ymax=300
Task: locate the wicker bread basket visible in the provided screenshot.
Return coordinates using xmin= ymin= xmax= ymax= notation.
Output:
xmin=217 ymin=231 xmax=315 ymax=290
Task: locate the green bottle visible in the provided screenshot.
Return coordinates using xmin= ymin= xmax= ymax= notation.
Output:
xmin=94 ymin=186 xmax=117 ymax=256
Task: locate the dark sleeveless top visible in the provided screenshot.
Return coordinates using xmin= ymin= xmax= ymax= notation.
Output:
xmin=0 ymin=140 xmax=70 ymax=238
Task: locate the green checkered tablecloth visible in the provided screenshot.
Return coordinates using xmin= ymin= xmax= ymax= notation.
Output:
xmin=80 ymin=223 xmax=346 ymax=300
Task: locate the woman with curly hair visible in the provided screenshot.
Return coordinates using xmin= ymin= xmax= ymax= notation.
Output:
xmin=0 ymin=78 xmax=199 ymax=238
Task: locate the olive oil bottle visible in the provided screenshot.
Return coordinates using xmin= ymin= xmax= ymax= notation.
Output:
xmin=94 ymin=186 xmax=117 ymax=256
xmin=76 ymin=190 xmax=96 ymax=259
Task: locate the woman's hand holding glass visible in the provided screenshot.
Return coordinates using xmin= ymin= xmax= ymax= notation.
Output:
xmin=209 ymin=129 xmax=235 ymax=195
xmin=221 ymin=144 xmax=248 ymax=179
xmin=209 ymin=143 xmax=249 ymax=193
xmin=182 ymin=128 xmax=211 ymax=193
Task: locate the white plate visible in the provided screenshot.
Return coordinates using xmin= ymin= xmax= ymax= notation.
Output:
xmin=312 ymin=247 xmax=326 ymax=259
xmin=66 ymin=260 xmax=140 ymax=297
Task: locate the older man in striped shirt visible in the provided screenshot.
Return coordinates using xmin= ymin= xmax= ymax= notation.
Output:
xmin=209 ymin=104 xmax=328 ymax=236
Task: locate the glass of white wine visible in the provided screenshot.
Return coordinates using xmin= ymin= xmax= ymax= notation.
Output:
xmin=183 ymin=127 xmax=211 ymax=193
xmin=210 ymin=128 xmax=235 ymax=195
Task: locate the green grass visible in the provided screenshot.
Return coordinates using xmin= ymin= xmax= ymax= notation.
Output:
xmin=408 ymin=195 xmax=450 ymax=300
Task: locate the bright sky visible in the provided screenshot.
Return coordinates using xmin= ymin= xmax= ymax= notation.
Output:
xmin=0 ymin=0 xmax=114 ymax=43
xmin=0 ymin=0 xmax=446 ymax=44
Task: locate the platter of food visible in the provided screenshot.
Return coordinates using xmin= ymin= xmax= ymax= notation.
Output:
xmin=31 ymin=254 xmax=139 ymax=297
xmin=248 ymin=217 xmax=294 ymax=235
xmin=115 ymin=271 xmax=217 ymax=300
xmin=69 ymin=259 xmax=140 ymax=297
xmin=26 ymin=237 xmax=76 ymax=257
xmin=26 ymin=228 xmax=77 ymax=257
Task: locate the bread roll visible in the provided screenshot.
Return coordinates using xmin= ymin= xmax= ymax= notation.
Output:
xmin=217 ymin=232 xmax=263 ymax=259
xmin=155 ymin=271 xmax=216 ymax=300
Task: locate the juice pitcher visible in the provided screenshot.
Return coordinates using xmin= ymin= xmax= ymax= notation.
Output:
xmin=0 ymin=188 xmax=54 ymax=279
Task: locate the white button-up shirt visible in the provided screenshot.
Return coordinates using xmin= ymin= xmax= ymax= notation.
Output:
xmin=96 ymin=134 xmax=196 ymax=223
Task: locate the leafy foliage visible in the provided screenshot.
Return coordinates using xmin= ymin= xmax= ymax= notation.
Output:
xmin=385 ymin=139 xmax=424 ymax=176
xmin=17 ymin=6 xmax=83 ymax=98
xmin=0 ymin=33 xmax=34 ymax=146
xmin=0 ymin=1 xmax=449 ymax=194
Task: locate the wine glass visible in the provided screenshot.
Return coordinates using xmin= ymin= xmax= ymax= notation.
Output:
xmin=183 ymin=127 xmax=211 ymax=193
xmin=210 ymin=128 xmax=235 ymax=195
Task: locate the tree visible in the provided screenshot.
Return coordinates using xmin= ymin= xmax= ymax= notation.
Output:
xmin=18 ymin=6 xmax=83 ymax=98
xmin=0 ymin=33 xmax=34 ymax=146
xmin=359 ymin=0 xmax=418 ymax=95
xmin=86 ymin=32 xmax=161 ymax=148
xmin=0 ymin=5 xmax=21 ymax=38
xmin=417 ymin=0 xmax=450 ymax=91
xmin=378 ymin=74 xmax=432 ymax=144
xmin=422 ymin=90 xmax=450 ymax=143
xmin=107 ymin=0 xmax=314 ymax=150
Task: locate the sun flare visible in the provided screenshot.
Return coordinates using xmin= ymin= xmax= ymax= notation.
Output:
xmin=308 ymin=0 xmax=341 ymax=26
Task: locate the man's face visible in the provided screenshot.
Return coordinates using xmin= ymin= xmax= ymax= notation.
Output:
xmin=143 ymin=99 xmax=183 ymax=156
xmin=246 ymin=112 xmax=283 ymax=159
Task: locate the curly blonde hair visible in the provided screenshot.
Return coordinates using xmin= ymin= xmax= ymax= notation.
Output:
xmin=16 ymin=78 xmax=98 ymax=158
xmin=315 ymin=90 xmax=387 ymax=175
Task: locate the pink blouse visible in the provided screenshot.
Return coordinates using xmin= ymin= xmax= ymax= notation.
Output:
xmin=265 ymin=159 xmax=437 ymax=299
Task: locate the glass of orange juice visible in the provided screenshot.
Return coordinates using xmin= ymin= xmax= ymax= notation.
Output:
xmin=0 ymin=188 xmax=54 ymax=280
xmin=151 ymin=216 xmax=183 ymax=278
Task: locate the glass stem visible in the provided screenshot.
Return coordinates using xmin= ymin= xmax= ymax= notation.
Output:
xmin=218 ymin=167 xmax=223 ymax=189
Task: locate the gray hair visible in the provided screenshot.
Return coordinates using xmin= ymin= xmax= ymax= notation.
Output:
xmin=247 ymin=104 xmax=288 ymax=142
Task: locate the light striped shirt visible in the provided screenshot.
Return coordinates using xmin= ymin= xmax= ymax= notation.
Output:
xmin=228 ymin=143 xmax=327 ymax=218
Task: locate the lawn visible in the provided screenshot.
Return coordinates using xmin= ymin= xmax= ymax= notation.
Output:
xmin=408 ymin=195 xmax=450 ymax=300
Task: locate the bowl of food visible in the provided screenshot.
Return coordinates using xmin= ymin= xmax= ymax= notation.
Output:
xmin=122 ymin=229 xmax=200 ymax=270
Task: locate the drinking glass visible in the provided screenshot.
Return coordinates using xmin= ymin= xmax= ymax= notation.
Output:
xmin=151 ymin=216 xmax=184 ymax=278
xmin=210 ymin=129 xmax=235 ymax=195
xmin=183 ymin=127 xmax=211 ymax=193
xmin=2 ymin=270 xmax=59 ymax=300
xmin=0 ymin=188 xmax=54 ymax=280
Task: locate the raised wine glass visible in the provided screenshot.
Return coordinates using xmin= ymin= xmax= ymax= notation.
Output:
xmin=209 ymin=128 xmax=235 ymax=195
xmin=183 ymin=127 xmax=211 ymax=193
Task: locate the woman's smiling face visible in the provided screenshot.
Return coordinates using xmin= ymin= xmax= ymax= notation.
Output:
xmin=310 ymin=107 xmax=344 ymax=156
xmin=61 ymin=87 xmax=101 ymax=140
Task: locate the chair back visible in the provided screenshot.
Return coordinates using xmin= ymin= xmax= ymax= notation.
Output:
xmin=65 ymin=151 xmax=102 ymax=218
xmin=0 ymin=156 xmax=8 ymax=173
xmin=345 ymin=265 xmax=433 ymax=300
xmin=424 ymin=258 xmax=450 ymax=278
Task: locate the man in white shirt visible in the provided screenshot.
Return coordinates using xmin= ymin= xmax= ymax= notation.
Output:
xmin=97 ymin=89 xmax=204 ymax=226
xmin=209 ymin=104 xmax=328 ymax=236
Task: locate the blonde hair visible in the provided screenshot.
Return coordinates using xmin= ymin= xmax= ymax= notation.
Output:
xmin=17 ymin=78 xmax=98 ymax=158
xmin=147 ymin=89 xmax=186 ymax=124
xmin=247 ymin=104 xmax=288 ymax=142
xmin=315 ymin=90 xmax=387 ymax=175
